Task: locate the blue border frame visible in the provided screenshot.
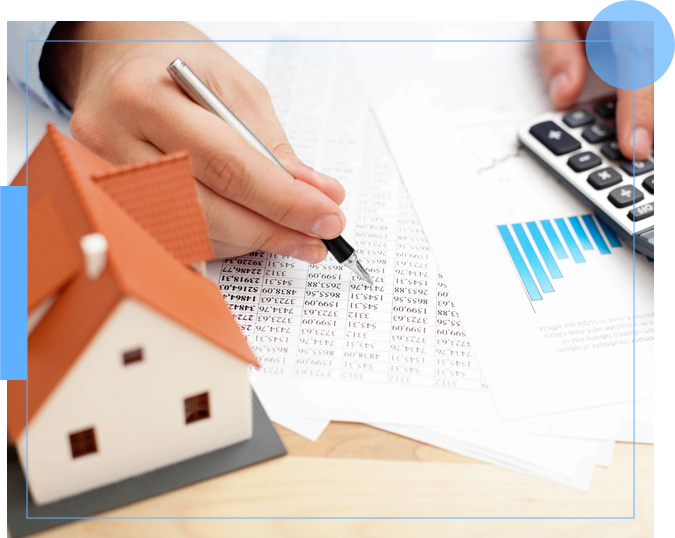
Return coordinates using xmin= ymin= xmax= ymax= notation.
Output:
xmin=0 ymin=14 xmax=672 ymax=521
xmin=18 ymin=39 xmax=635 ymax=519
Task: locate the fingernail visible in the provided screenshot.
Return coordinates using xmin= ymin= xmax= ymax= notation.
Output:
xmin=632 ymin=128 xmax=652 ymax=158
xmin=312 ymin=214 xmax=342 ymax=238
xmin=549 ymin=72 xmax=568 ymax=105
xmin=293 ymin=245 xmax=323 ymax=264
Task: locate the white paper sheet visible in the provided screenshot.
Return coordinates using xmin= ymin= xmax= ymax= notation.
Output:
xmin=348 ymin=23 xmax=654 ymax=419
xmin=516 ymin=399 xmax=653 ymax=443
xmin=371 ymin=422 xmax=604 ymax=490
xmin=205 ymin=40 xmax=502 ymax=429
xmin=594 ymin=440 xmax=616 ymax=468
xmin=616 ymin=398 xmax=654 ymax=444
xmin=267 ymin=397 xmax=653 ymax=445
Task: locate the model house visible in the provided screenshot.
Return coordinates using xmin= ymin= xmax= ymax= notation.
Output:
xmin=8 ymin=125 xmax=259 ymax=506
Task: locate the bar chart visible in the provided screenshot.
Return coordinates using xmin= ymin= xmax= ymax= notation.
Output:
xmin=498 ymin=214 xmax=622 ymax=302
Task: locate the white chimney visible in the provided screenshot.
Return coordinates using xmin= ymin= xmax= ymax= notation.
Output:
xmin=80 ymin=233 xmax=108 ymax=280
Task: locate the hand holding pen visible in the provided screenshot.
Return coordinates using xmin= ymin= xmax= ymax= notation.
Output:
xmin=40 ymin=21 xmax=348 ymax=263
xmin=168 ymin=59 xmax=373 ymax=284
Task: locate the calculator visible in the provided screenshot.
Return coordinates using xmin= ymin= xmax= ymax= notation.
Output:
xmin=517 ymin=98 xmax=654 ymax=258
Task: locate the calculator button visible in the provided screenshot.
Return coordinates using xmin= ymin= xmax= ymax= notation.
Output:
xmin=595 ymin=101 xmax=616 ymax=119
xmin=608 ymin=185 xmax=645 ymax=208
xmin=582 ymin=124 xmax=615 ymax=144
xmin=619 ymin=159 xmax=654 ymax=176
xmin=568 ymin=151 xmax=602 ymax=172
xmin=638 ymin=226 xmax=654 ymax=246
xmin=601 ymin=141 xmax=622 ymax=161
xmin=563 ymin=109 xmax=595 ymax=128
xmin=588 ymin=167 xmax=622 ymax=189
xmin=642 ymin=174 xmax=675 ymax=194
xmin=529 ymin=121 xmax=582 ymax=155
xmin=628 ymin=202 xmax=654 ymax=221
xmin=628 ymin=202 xmax=675 ymax=220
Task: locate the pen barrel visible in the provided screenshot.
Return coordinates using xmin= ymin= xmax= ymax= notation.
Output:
xmin=168 ymin=59 xmax=358 ymax=269
xmin=323 ymin=236 xmax=353 ymax=264
xmin=168 ymin=58 xmax=282 ymax=168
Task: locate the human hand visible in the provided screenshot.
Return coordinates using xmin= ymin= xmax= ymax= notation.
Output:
xmin=535 ymin=21 xmax=654 ymax=161
xmin=40 ymin=21 xmax=346 ymax=262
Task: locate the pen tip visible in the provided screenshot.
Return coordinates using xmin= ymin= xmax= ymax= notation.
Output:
xmin=355 ymin=260 xmax=374 ymax=285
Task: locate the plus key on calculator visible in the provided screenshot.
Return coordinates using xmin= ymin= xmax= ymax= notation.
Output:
xmin=518 ymin=98 xmax=654 ymax=258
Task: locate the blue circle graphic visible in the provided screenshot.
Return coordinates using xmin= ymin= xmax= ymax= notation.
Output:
xmin=586 ymin=21 xmax=654 ymax=90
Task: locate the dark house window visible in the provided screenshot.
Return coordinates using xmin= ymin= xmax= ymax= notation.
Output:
xmin=184 ymin=392 xmax=210 ymax=424
xmin=123 ymin=347 xmax=143 ymax=365
xmin=69 ymin=428 xmax=97 ymax=459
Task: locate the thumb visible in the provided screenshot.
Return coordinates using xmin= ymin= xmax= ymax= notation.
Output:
xmin=616 ymin=85 xmax=654 ymax=161
xmin=536 ymin=22 xmax=588 ymax=108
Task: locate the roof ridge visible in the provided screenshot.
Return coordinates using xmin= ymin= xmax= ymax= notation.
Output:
xmin=90 ymin=173 xmax=198 ymax=269
xmin=92 ymin=147 xmax=214 ymax=265
xmin=99 ymin=190 xmax=191 ymax=268
xmin=92 ymin=150 xmax=191 ymax=181
xmin=47 ymin=126 xmax=193 ymax=278
xmin=47 ymin=125 xmax=130 ymax=285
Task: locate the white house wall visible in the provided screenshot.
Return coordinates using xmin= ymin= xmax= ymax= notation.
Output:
xmin=17 ymin=297 xmax=252 ymax=505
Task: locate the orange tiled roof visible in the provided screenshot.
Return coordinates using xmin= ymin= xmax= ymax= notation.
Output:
xmin=7 ymin=125 xmax=257 ymax=443
xmin=27 ymin=196 xmax=82 ymax=313
xmin=11 ymin=166 xmax=24 ymax=186
xmin=93 ymin=153 xmax=214 ymax=266
xmin=7 ymin=379 xmax=26 ymax=440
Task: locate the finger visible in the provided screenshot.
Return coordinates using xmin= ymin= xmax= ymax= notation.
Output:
xmin=196 ymin=182 xmax=327 ymax=262
xmin=90 ymin=137 xmax=327 ymax=263
xmin=194 ymin=66 xmax=347 ymax=205
xmin=91 ymin=136 xmax=163 ymax=165
xmin=212 ymin=238 xmax=241 ymax=259
xmin=616 ymin=85 xmax=654 ymax=161
xmin=140 ymin=91 xmax=346 ymax=239
xmin=578 ymin=21 xmax=592 ymax=35
xmin=271 ymin=141 xmax=347 ymax=205
xmin=314 ymin=170 xmax=346 ymax=205
xmin=536 ymin=22 xmax=588 ymax=108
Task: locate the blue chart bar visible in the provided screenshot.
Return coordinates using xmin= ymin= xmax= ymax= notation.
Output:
xmin=500 ymin=214 xmax=623 ymax=305
xmin=582 ymin=214 xmax=611 ymax=254
xmin=540 ymin=219 xmax=568 ymax=259
xmin=596 ymin=214 xmax=622 ymax=247
xmin=555 ymin=218 xmax=586 ymax=263
xmin=526 ymin=221 xmax=562 ymax=279
xmin=498 ymin=225 xmax=542 ymax=301
xmin=512 ymin=223 xmax=554 ymax=293
xmin=569 ymin=216 xmax=594 ymax=251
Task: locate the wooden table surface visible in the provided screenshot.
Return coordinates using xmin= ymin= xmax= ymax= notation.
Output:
xmin=17 ymin=422 xmax=653 ymax=538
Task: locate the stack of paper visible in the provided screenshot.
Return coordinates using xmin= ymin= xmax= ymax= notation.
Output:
xmin=202 ymin=23 xmax=653 ymax=492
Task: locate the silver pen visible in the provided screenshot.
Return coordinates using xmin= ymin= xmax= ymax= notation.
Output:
xmin=167 ymin=58 xmax=373 ymax=285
